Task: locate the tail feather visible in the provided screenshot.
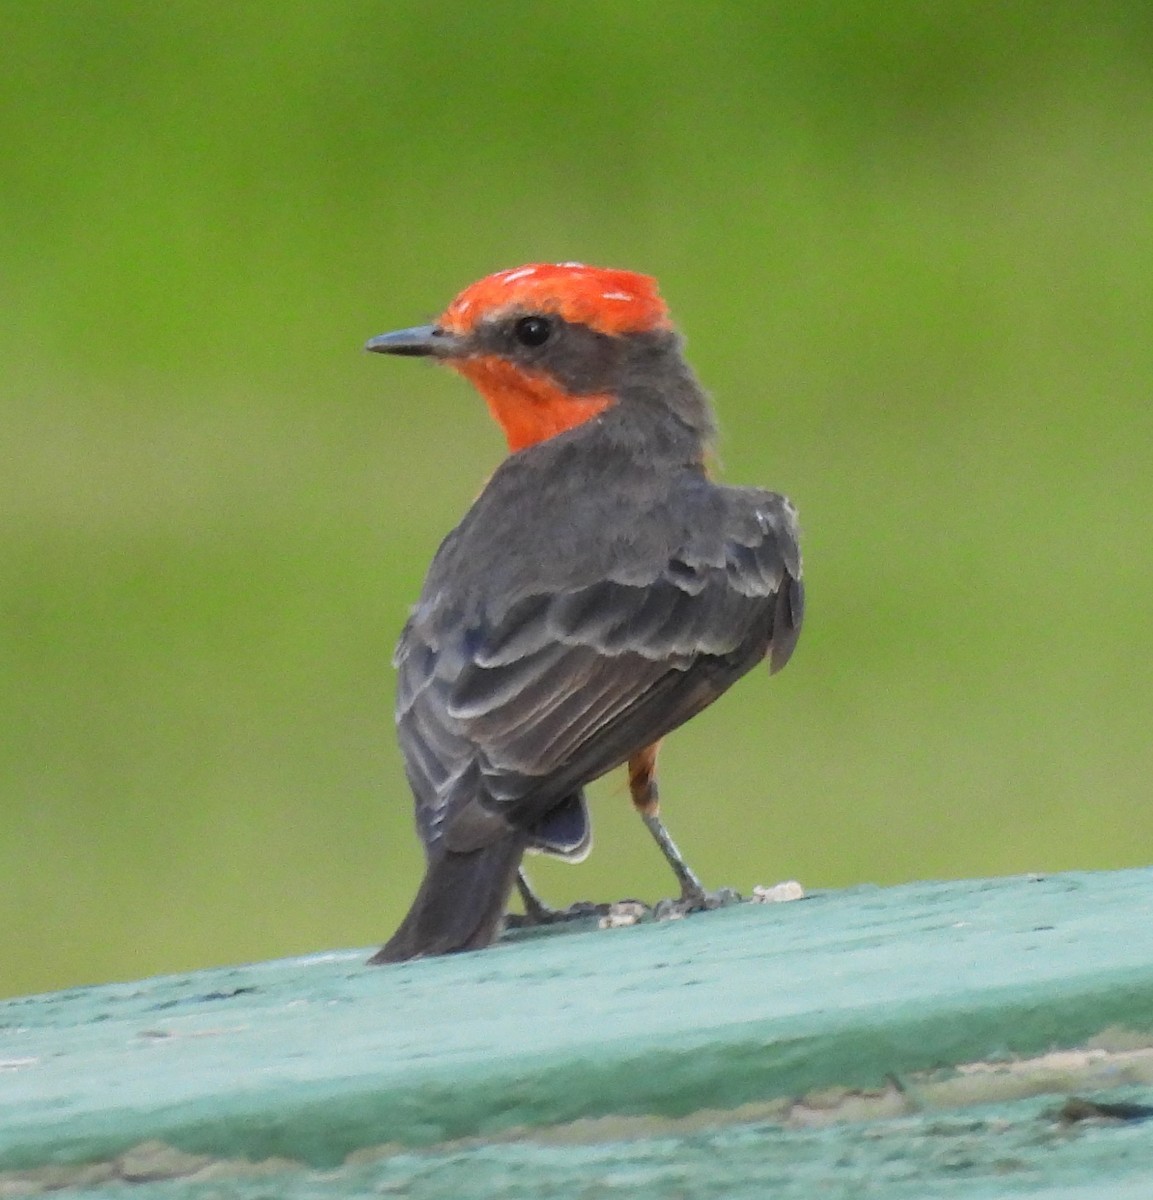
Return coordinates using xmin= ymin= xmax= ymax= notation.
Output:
xmin=369 ymin=833 xmax=527 ymax=964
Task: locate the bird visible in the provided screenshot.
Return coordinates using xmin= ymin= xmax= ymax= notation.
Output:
xmin=365 ymin=262 xmax=803 ymax=963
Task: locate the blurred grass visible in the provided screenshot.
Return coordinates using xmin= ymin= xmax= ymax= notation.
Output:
xmin=2 ymin=1 xmax=1152 ymax=998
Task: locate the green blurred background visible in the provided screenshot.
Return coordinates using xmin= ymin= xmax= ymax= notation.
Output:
xmin=3 ymin=2 xmax=1151 ymax=1000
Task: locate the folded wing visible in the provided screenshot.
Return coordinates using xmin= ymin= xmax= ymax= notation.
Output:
xmin=395 ymin=489 xmax=803 ymax=853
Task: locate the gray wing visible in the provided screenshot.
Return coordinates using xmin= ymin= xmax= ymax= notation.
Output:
xmin=395 ymin=488 xmax=802 ymax=853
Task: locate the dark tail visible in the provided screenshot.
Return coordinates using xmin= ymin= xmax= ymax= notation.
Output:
xmin=368 ymin=832 xmax=527 ymax=964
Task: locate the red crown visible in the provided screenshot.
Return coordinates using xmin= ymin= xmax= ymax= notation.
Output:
xmin=440 ymin=263 xmax=671 ymax=338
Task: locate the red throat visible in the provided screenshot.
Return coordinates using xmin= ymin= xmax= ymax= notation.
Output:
xmin=451 ymin=356 xmax=614 ymax=453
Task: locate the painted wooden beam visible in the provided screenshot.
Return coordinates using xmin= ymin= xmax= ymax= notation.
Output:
xmin=4 ymin=869 xmax=1153 ymax=1197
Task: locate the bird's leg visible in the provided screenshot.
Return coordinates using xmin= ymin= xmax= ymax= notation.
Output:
xmin=515 ymin=868 xmax=561 ymax=923
xmin=627 ymin=742 xmax=710 ymax=910
xmin=506 ymin=868 xmax=608 ymax=928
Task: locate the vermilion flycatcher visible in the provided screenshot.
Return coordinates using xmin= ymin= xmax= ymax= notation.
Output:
xmin=366 ymin=263 xmax=803 ymax=962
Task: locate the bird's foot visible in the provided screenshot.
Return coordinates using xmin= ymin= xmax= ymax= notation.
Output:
xmin=652 ymin=885 xmax=743 ymax=921
xmin=505 ymin=898 xmax=613 ymax=929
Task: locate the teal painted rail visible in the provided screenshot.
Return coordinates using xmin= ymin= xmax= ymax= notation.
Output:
xmin=4 ymin=869 xmax=1153 ymax=1198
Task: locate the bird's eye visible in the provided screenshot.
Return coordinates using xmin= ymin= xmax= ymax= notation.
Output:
xmin=513 ymin=315 xmax=553 ymax=347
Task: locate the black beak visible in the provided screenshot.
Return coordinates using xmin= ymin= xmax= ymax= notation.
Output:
xmin=364 ymin=324 xmax=461 ymax=358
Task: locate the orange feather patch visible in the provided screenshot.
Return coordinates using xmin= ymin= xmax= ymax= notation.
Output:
xmin=451 ymin=355 xmax=614 ymax=453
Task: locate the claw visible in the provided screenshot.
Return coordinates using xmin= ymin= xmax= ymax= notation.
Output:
xmin=653 ymin=886 xmax=742 ymax=921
